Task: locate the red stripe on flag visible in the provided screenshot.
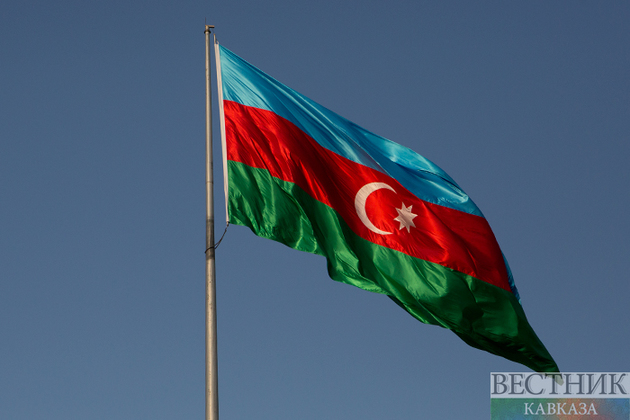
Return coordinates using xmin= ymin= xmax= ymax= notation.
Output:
xmin=225 ymin=100 xmax=512 ymax=292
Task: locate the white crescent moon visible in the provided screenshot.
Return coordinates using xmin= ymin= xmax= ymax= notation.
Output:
xmin=354 ymin=182 xmax=396 ymax=235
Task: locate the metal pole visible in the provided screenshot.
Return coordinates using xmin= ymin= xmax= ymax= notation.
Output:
xmin=204 ymin=24 xmax=218 ymax=420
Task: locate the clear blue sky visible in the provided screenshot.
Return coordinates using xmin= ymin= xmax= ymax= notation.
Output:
xmin=1 ymin=1 xmax=629 ymax=419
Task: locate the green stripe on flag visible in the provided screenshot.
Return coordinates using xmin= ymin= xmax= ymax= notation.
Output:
xmin=228 ymin=161 xmax=558 ymax=372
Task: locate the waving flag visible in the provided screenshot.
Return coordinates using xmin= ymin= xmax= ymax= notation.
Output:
xmin=216 ymin=43 xmax=558 ymax=373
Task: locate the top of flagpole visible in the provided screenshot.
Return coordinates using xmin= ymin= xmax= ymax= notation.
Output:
xmin=205 ymin=24 xmax=214 ymax=33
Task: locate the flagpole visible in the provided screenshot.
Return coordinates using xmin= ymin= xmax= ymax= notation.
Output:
xmin=204 ymin=24 xmax=219 ymax=420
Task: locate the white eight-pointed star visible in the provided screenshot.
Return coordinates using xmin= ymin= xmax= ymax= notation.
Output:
xmin=394 ymin=203 xmax=417 ymax=232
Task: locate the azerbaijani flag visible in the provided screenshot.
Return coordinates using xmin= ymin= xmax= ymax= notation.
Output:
xmin=216 ymin=42 xmax=558 ymax=373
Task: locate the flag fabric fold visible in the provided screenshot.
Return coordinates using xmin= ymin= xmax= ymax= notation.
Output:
xmin=217 ymin=43 xmax=558 ymax=373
